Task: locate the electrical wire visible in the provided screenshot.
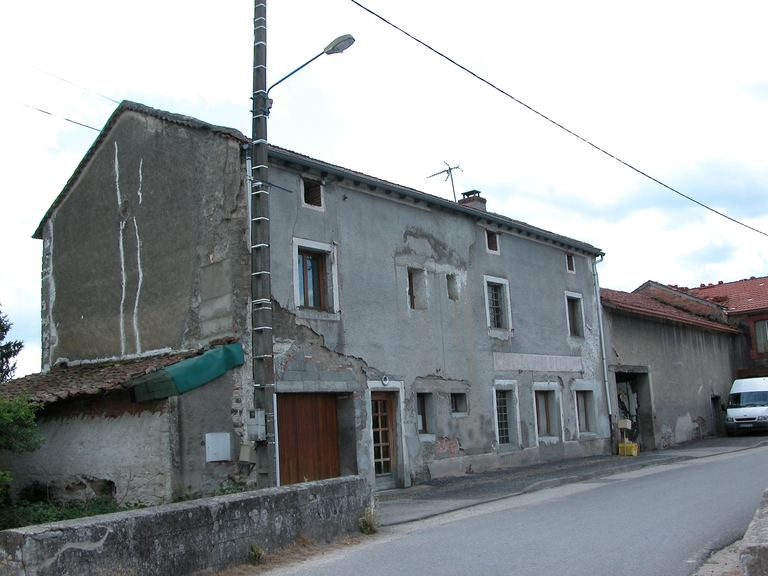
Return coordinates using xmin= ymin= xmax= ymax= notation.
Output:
xmin=1 ymin=96 xmax=100 ymax=132
xmin=350 ymin=0 xmax=768 ymax=239
xmin=28 ymin=65 xmax=121 ymax=105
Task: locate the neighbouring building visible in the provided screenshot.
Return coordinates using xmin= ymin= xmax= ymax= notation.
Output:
xmin=600 ymin=283 xmax=742 ymax=450
xmin=1 ymin=101 xmax=612 ymax=504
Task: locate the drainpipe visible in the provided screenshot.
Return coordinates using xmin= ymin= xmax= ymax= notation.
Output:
xmin=593 ymin=255 xmax=612 ymax=415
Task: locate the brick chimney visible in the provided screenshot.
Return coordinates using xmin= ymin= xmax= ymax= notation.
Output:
xmin=458 ymin=190 xmax=486 ymax=211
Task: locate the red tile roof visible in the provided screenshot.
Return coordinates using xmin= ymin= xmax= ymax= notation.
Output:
xmin=672 ymin=276 xmax=768 ymax=314
xmin=600 ymin=288 xmax=740 ymax=334
xmin=0 ymin=338 xmax=238 ymax=405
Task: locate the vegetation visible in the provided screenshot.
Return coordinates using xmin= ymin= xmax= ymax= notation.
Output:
xmin=358 ymin=500 xmax=380 ymax=534
xmin=0 ymin=304 xmax=23 ymax=383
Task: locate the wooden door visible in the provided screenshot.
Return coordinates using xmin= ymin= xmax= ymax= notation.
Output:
xmin=277 ymin=393 xmax=340 ymax=486
xmin=371 ymin=392 xmax=397 ymax=490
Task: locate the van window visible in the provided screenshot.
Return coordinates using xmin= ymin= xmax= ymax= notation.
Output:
xmin=728 ymin=391 xmax=768 ymax=408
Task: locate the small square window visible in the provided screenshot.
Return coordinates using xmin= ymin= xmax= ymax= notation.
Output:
xmin=447 ymin=274 xmax=459 ymax=301
xmin=566 ymin=294 xmax=584 ymax=337
xmin=566 ymin=253 xmax=575 ymax=273
xmin=486 ymin=230 xmax=499 ymax=253
xmin=450 ymin=393 xmax=467 ymax=414
xmin=417 ymin=393 xmax=434 ymax=434
xmin=302 ymin=179 xmax=323 ymax=208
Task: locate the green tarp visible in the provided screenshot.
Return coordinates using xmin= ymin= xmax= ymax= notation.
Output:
xmin=129 ymin=343 xmax=244 ymax=402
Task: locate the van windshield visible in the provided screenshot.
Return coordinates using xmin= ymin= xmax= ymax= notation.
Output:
xmin=728 ymin=391 xmax=768 ymax=408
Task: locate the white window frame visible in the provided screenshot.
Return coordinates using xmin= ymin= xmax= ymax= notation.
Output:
xmin=566 ymin=253 xmax=576 ymax=274
xmin=493 ymin=380 xmax=521 ymax=449
xmin=483 ymin=275 xmax=513 ymax=337
xmin=570 ymin=379 xmax=599 ymax=439
xmin=292 ymin=238 xmax=339 ymax=317
xmin=300 ymin=178 xmax=325 ymax=212
xmin=485 ymin=229 xmax=500 ymax=255
xmin=533 ymin=381 xmax=564 ymax=445
xmin=564 ymin=291 xmax=585 ymax=338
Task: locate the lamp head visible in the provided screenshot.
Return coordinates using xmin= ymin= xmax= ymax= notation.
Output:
xmin=324 ymin=34 xmax=355 ymax=55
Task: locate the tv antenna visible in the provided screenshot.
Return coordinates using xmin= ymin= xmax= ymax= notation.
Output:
xmin=427 ymin=161 xmax=462 ymax=201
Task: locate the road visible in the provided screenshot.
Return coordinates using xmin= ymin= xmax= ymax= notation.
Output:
xmin=253 ymin=446 xmax=768 ymax=576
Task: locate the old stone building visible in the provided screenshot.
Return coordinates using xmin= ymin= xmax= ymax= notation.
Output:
xmin=1 ymin=101 xmax=611 ymax=502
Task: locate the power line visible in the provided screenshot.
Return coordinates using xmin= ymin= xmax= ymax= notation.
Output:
xmin=350 ymin=0 xmax=768 ymax=239
xmin=28 ymin=66 xmax=121 ymax=105
xmin=1 ymin=96 xmax=100 ymax=131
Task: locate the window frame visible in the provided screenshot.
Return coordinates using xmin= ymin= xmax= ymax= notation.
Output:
xmin=575 ymin=390 xmax=595 ymax=434
xmin=446 ymin=273 xmax=459 ymax=301
xmin=416 ymin=392 xmax=435 ymax=436
xmin=407 ymin=268 xmax=427 ymax=310
xmin=292 ymin=238 xmax=339 ymax=316
xmin=483 ymin=275 xmax=512 ymax=334
xmin=450 ymin=392 xmax=468 ymax=416
xmin=565 ymin=291 xmax=585 ymax=338
xmin=566 ymin=253 xmax=576 ymax=274
xmin=493 ymin=380 xmax=520 ymax=449
xmin=486 ymin=229 xmax=500 ymax=254
xmin=749 ymin=314 xmax=768 ymax=359
xmin=300 ymin=178 xmax=325 ymax=212
xmin=533 ymin=381 xmax=562 ymax=445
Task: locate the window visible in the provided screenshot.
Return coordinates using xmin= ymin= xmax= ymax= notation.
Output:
xmin=576 ymin=390 xmax=593 ymax=433
xmin=483 ymin=276 xmax=511 ymax=331
xmin=301 ymin=179 xmax=323 ymax=209
xmin=446 ymin=274 xmax=459 ymax=301
xmin=756 ymin=320 xmax=768 ymax=354
xmin=417 ymin=393 xmax=434 ymax=434
xmin=298 ymin=250 xmax=326 ymax=309
xmin=535 ymin=391 xmax=553 ymax=437
xmin=566 ymin=293 xmax=584 ymax=337
xmin=566 ymin=253 xmax=575 ymax=273
xmin=450 ymin=393 xmax=467 ymax=414
xmin=293 ymin=238 xmax=339 ymax=314
xmin=407 ymin=268 xmax=427 ymax=310
xmin=496 ymin=390 xmax=511 ymax=444
xmin=486 ymin=230 xmax=499 ymax=253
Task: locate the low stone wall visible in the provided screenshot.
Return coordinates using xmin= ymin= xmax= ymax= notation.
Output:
xmin=0 ymin=475 xmax=371 ymax=576
xmin=741 ymin=487 xmax=768 ymax=575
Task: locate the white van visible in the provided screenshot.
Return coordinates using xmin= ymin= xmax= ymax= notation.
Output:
xmin=726 ymin=377 xmax=768 ymax=436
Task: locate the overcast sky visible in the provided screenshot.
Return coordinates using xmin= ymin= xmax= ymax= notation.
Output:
xmin=2 ymin=0 xmax=767 ymax=377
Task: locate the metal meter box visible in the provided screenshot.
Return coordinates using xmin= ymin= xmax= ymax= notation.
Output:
xmin=205 ymin=432 xmax=231 ymax=462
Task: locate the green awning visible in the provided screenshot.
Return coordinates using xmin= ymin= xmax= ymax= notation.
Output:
xmin=129 ymin=343 xmax=244 ymax=402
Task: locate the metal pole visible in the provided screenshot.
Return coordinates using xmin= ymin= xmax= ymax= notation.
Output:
xmin=251 ymin=0 xmax=276 ymax=487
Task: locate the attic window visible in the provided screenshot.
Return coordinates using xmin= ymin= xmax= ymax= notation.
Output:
xmin=302 ymin=179 xmax=323 ymax=209
xmin=566 ymin=253 xmax=575 ymax=273
xmin=486 ymin=230 xmax=499 ymax=254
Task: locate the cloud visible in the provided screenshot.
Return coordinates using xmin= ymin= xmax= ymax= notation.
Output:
xmin=746 ymin=84 xmax=768 ymax=101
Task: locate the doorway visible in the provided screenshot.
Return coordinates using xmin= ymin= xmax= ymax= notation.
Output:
xmin=615 ymin=372 xmax=656 ymax=451
xmin=371 ymin=391 xmax=398 ymax=490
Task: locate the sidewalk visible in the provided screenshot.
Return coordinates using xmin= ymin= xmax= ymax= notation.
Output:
xmin=377 ymin=436 xmax=768 ymax=527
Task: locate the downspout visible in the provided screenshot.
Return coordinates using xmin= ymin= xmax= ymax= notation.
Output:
xmin=593 ymin=255 xmax=612 ymax=417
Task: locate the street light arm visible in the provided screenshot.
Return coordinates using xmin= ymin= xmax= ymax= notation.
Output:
xmin=266 ymin=52 xmax=324 ymax=98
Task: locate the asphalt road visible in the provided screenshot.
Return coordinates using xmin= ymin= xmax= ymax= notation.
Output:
xmin=254 ymin=446 xmax=768 ymax=576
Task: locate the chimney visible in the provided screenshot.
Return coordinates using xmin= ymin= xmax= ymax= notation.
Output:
xmin=458 ymin=190 xmax=487 ymax=211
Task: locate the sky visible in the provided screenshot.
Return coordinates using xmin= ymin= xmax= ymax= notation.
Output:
xmin=2 ymin=0 xmax=768 ymax=377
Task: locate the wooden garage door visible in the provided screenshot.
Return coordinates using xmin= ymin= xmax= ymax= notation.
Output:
xmin=277 ymin=393 xmax=340 ymax=486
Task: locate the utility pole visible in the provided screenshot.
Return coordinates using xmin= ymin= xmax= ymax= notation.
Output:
xmin=250 ymin=0 xmax=276 ymax=487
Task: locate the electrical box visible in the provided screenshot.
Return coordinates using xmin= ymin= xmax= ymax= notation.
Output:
xmin=205 ymin=432 xmax=231 ymax=462
xmin=245 ymin=409 xmax=267 ymax=442
xmin=618 ymin=419 xmax=632 ymax=430
xmin=239 ymin=444 xmax=258 ymax=463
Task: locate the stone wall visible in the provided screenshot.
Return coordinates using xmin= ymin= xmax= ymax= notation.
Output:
xmin=0 ymin=476 xmax=371 ymax=576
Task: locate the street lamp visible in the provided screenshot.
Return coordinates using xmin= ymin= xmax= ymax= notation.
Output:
xmin=264 ymin=34 xmax=356 ymax=114
xmin=249 ymin=9 xmax=355 ymax=488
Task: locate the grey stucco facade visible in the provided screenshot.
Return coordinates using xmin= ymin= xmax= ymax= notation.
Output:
xmin=601 ymin=290 xmax=741 ymax=450
xmin=9 ymin=101 xmax=612 ymax=502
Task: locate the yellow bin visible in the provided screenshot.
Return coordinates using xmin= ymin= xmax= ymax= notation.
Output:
xmin=619 ymin=442 xmax=638 ymax=457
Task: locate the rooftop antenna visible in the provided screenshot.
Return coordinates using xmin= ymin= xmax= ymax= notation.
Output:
xmin=427 ymin=161 xmax=462 ymax=201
